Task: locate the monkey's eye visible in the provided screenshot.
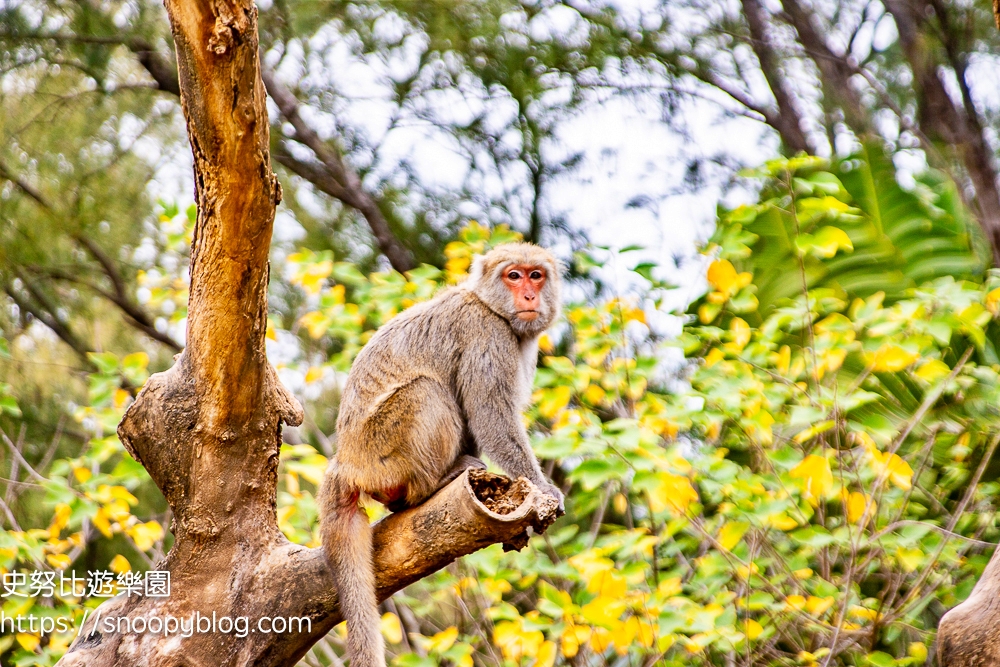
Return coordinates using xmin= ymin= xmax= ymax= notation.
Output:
xmin=507 ymin=270 xmax=522 ymax=281
xmin=529 ymin=270 xmax=543 ymax=280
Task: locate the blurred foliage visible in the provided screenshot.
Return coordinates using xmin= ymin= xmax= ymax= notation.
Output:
xmin=3 ymin=152 xmax=1000 ymax=667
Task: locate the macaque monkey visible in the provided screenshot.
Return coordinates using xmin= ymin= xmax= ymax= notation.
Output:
xmin=318 ymin=242 xmax=564 ymax=667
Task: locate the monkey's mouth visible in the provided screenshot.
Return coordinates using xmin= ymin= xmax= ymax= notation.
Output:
xmin=516 ymin=310 xmax=539 ymax=321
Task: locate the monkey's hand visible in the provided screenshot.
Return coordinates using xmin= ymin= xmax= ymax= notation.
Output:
xmin=537 ymin=481 xmax=565 ymax=516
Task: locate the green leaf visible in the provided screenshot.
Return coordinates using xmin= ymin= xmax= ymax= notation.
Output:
xmin=87 ymin=352 xmax=120 ymax=374
xmin=569 ymin=458 xmax=629 ymax=491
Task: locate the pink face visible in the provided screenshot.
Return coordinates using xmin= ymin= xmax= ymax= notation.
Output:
xmin=501 ymin=264 xmax=547 ymax=321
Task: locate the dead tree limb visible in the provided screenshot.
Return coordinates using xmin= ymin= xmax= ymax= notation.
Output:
xmin=53 ymin=1 xmax=556 ymax=665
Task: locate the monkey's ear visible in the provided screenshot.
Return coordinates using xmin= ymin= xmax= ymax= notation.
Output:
xmin=465 ymin=254 xmax=487 ymax=286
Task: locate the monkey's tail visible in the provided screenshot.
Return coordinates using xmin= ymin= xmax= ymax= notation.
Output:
xmin=321 ymin=479 xmax=386 ymax=667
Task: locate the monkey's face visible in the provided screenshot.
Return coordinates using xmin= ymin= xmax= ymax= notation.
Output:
xmin=467 ymin=242 xmax=562 ymax=338
xmin=501 ymin=264 xmax=547 ymax=323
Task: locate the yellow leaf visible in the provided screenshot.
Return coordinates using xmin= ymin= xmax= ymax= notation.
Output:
xmin=128 ymin=521 xmax=165 ymax=552
xmin=536 ymin=640 xmax=557 ymax=667
xmin=909 ymin=642 xmax=929 ymax=662
xmin=805 ymin=596 xmax=835 ymax=616
xmin=767 ymin=512 xmax=799 ymax=530
xmin=897 ymin=547 xmax=923 ymax=572
xmin=561 ymin=623 xmax=591 ymax=658
xmin=109 ymin=486 xmax=139 ymax=505
xmin=304 ymin=366 xmax=324 ymax=384
xmin=987 ymin=287 xmax=1000 ymax=315
xmin=122 ymin=351 xmax=149 ymax=370
xmin=73 ymin=467 xmax=92 ymax=483
xmin=704 ymin=348 xmax=725 ymax=368
xmin=16 ymin=633 xmax=39 ymax=651
xmin=299 ymin=311 xmax=329 ymax=339
xmin=915 ymin=359 xmax=950 ymax=383
xmin=537 ymin=385 xmax=572 ymax=419
xmin=718 ymin=521 xmax=748 ymax=551
xmin=776 ymin=345 xmax=791 ymax=375
xmin=726 ymin=317 xmax=751 ymax=352
xmin=589 ymin=626 xmax=614 ymax=653
xmin=49 ymin=502 xmax=72 ymax=537
xmin=583 ymin=384 xmax=606 ymax=405
xmin=867 ymin=343 xmax=919 ymax=372
xmin=793 ymin=420 xmax=834 ymax=444
xmin=46 ymin=553 xmax=71 ymax=570
xmin=843 ymin=491 xmax=872 ymax=523
xmin=379 ymin=614 xmax=402 ymax=644
xmin=109 ymin=554 xmax=131 ymax=574
xmin=789 ymin=455 xmax=834 ymax=505
xmin=811 ymin=226 xmax=853 ymax=258
xmin=628 ymin=616 xmax=655 ymax=647
xmin=92 ymin=507 xmax=113 ymax=538
xmin=785 ymin=594 xmax=806 ymax=610
xmin=608 ymin=618 xmax=635 ymax=655
xmin=848 ymin=605 xmax=878 ymax=621
xmin=581 ymin=596 xmax=627 ymax=627
xmin=656 ymin=577 xmax=682 ymax=598
xmin=707 ymin=259 xmax=739 ymax=297
xmin=113 ymin=388 xmax=131 ymax=410
xmin=538 ymin=332 xmax=554 ymax=353
xmin=613 ymin=492 xmax=628 ymax=514
xmin=428 ymin=626 xmax=458 ymax=652
xmin=870 ymin=451 xmax=914 ymax=490
xmin=793 ymin=568 xmax=813 ymax=579
xmin=277 ymin=505 xmax=296 ymax=535
xmin=568 ymin=551 xmax=615 ymax=580
xmin=587 ymin=570 xmax=627 ymax=599
xmin=744 ymin=618 xmax=763 ymax=641
xmin=647 ymin=472 xmax=698 ymax=515
xmin=494 ymin=621 xmax=543 ymax=662
xmin=699 ymin=301 xmax=721 ymax=323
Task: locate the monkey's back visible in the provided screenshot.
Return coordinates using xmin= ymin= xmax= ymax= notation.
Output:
xmin=333 ymin=287 xmax=519 ymax=493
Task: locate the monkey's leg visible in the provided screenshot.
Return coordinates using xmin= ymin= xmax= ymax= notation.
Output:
xmin=319 ymin=470 xmax=386 ymax=667
xmin=380 ymin=456 xmax=483 ymax=513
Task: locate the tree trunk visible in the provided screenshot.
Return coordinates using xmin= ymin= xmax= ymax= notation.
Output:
xmin=882 ymin=0 xmax=1000 ymax=266
xmin=780 ymin=0 xmax=872 ymax=140
xmin=53 ymin=1 xmax=559 ymax=665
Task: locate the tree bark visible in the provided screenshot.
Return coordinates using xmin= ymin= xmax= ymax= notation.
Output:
xmin=53 ymin=2 xmax=558 ymax=665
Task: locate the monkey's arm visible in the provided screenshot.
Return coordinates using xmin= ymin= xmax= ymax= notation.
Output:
xmin=457 ymin=335 xmax=549 ymax=488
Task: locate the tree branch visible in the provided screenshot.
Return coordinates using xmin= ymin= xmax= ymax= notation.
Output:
xmin=262 ymin=69 xmax=416 ymax=273
xmin=741 ymin=0 xmax=815 ymax=154
xmin=71 ymin=235 xmax=183 ymax=351
xmin=58 ymin=470 xmax=559 ymax=667
xmin=4 ymin=276 xmax=95 ymax=371
xmin=0 ymin=158 xmax=53 ymax=210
